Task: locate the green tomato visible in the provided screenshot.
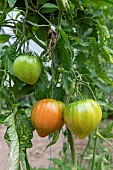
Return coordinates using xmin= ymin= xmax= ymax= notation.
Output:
xmin=13 ymin=55 xmax=41 ymax=85
xmin=64 ymin=99 xmax=102 ymax=139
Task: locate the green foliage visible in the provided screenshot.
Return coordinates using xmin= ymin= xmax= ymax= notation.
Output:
xmin=34 ymin=72 xmax=49 ymax=100
xmin=0 ymin=34 xmax=11 ymax=43
xmin=15 ymin=112 xmax=34 ymax=150
xmin=45 ymin=130 xmax=60 ymax=149
xmin=100 ymin=121 xmax=113 ymax=138
xmin=1 ymin=0 xmax=113 ymax=169
xmin=40 ymin=3 xmax=58 ymax=13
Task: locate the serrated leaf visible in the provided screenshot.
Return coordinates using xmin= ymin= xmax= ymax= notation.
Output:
xmin=95 ymin=155 xmax=107 ymax=170
xmin=99 ymin=25 xmax=110 ymax=38
xmin=2 ymin=45 xmax=17 ymax=75
xmin=56 ymin=37 xmax=71 ymax=71
xmin=15 ymin=113 xmax=34 ymax=150
xmin=0 ymin=0 xmax=4 ymax=12
xmin=61 ymin=71 xmax=75 ymax=95
xmin=6 ymin=124 xmax=20 ymax=170
xmin=58 ymin=28 xmax=70 ymax=48
xmin=40 ymin=3 xmax=58 ymax=13
xmin=38 ymin=0 xmax=49 ymax=5
xmin=99 ymin=101 xmax=113 ymax=110
xmin=72 ymin=37 xmax=93 ymax=47
xmin=0 ymin=34 xmax=11 ymax=43
xmin=34 ymin=73 xmax=49 ymax=100
xmin=18 ymin=84 xmax=34 ymax=96
xmin=1 ymin=86 xmax=18 ymax=108
xmin=95 ymin=61 xmax=113 ymax=86
xmin=4 ymin=110 xmax=20 ymax=170
xmin=45 ymin=130 xmax=60 ymax=150
xmin=92 ymin=0 xmax=113 ymax=6
xmin=49 ymin=158 xmax=63 ymax=166
xmin=84 ymin=28 xmax=93 ymax=37
xmin=52 ymin=87 xmax=65 ymax=101
xmin=20 ymin=150 xmax=30 ymax=170
xmin=100 ymin=121 xmax=113 ymax=138
xmin=8 ymin=0 xmax=17 ymax=8
xmin=82 ymin=0 xmax=113 ymax=6
xmin=0 ymin=112 xmax=11 ymax=123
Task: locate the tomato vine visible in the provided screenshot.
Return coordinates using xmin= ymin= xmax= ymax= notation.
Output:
xmin=1 ymin=0 xmax=113 ymax=170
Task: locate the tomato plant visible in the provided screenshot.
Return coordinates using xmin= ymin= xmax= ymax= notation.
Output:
xmin=0 ymin=0 xmax=113 ymax=170
xmin=64 ymin=99 xmax=102 ymax=139
xmin=31 ymin=99 xmax=65 ymax=137
xmin=13 ymin=55 xmax=41 ymax=85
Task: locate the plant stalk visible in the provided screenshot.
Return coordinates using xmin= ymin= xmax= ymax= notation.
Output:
xmin=96 ymin=131 xmax=113 ymax=149
xmin=91 ymin=129 xmax=98 ymax=170
xmin=67 ymin=128 xmax=77 ymax=170
xmin=80 ymin=134 xmax=91 ymax=164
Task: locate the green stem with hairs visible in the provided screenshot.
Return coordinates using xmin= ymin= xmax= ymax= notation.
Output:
xmin=91 ymin=128 xmax=98 ymax=170
xmin=80 ymin=134 xmax=91 ymax=164
xmin=67 ymin=128 xmax=77 ymax=170
xmin=96 ymin=131 xmax=113 ymax=149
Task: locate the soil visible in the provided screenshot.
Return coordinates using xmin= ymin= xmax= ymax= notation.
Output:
xmin=0 ymin=119 xmax=113 ymax=170
xmin=0 ymin=125 xmax=87 ymax=170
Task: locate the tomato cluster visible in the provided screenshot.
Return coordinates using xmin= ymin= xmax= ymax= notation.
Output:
xmin=31 ymin=98 xmax=102 ymax=138
xmin=13 ymin=55 xmax=102 ymax=138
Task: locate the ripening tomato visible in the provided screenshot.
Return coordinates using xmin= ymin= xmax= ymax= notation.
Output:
xmin=13 ymin=55 xmax=41 ymax=85
xmin=31 ymin=99 xmax=65 ymax=137
xmin=64 ymin=99 xmax=102 ymax=139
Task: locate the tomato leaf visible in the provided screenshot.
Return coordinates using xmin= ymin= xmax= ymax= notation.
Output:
xmin=34 ymin=73 xmax=49 ymax=100
xmin=45 ymin=130 xmax=60 ymax=150
xmin=82 ymin=0 xmax=113 ymax=6
xmin=56 ymin=37 xmax=71 ymax=71
xmin=72 ymin=37 xmax=93 ymax=47
xmin=1 ymin=86 xmax=17 ymax=109
xmin=2 ymin=107 xmax=33 ymax=170
xmin=3 ymin=108 xmax=20 ymax=170
xmin=15 ymin=113 xmax=34 ymax=150
xmin=40 ymin=3 xmax=58 ymax=13
xmin=99 ymin=25 xmax=110 ymax=39
xmin=52 ymin=87 xmax=65 ymax=101
xmin=38 ymin=0 xmax=48 ymax=5
xmin=0 ymin=112 xmax=11 ymax=124
xmin=2 ymin=45 xmax=17 ymax=75
xmin=100 ymin=121 xmax=113 ymax=138
xmin=20 ymin=150 xmax=30 ymax=170
xmin=49 ymin=158 xmax=63 ymax=167
xmin=15 ymin=112 xmax=34 ymax=169
xmin=18 ymin=84 xmax=34 ymax=97
xmin=0 ymin=34 xmax=11 ymax=43
xmin=58 ymin=28 xmax=70 ymax=48
xmin=61 ymin=71 xmax=75 ymax=96
xmin=95 ymin=61 xmax=113 ymax=86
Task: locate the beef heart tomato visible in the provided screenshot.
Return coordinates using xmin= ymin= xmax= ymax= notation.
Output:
xmin=31 ymin=99 xmax=65 ymax=137
xmin=64 ymin=99 xmax=102 ymax=139
xmin=13 ymin=55 xmax=41 ymax=85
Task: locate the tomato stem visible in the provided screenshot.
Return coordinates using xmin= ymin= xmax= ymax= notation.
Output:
xmin=80 ymin=134 xmax=91 ymax=164
xmin=91 ymin=128 xmax=98 ymax=170
xmin=67 ymin=128 xmax=77 ymax=170
xmin=58 ymin=10 xmax=63 ymax=28
xmin=96 ymin=131 xmax=113 ymax=149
